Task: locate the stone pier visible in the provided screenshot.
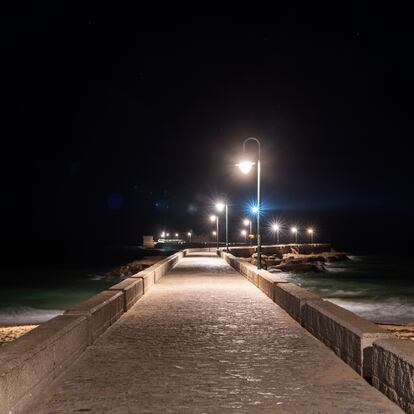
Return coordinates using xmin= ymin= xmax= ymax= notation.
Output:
xmin=9 ymin=252 xmax=404 ymax=413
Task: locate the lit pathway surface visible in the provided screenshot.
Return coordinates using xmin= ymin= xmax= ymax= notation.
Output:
xmin=28 ymin=252 xmax=402 ymax=413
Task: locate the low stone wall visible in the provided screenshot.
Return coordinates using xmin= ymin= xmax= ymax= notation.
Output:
xmin=0 ymin=250 xmax=183 ymax=414
xmin=0 ymin=315 xmax=88 ymax=414
xmin=372 ymin=339 xmax=414 ymax=414
xmin=221 ymin=251 xmax=412 ymax=413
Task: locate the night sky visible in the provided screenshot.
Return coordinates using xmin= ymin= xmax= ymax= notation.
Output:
xmin=3 ymin=5 xmax=413 ymax=253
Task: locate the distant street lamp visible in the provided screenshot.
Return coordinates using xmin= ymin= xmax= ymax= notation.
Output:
xmin=237 ymin=137 xmax=262 ymax=269
xmin=210 ymin=214 xmax=219 ymax=249
xmin=307 ymin=228 xmax=314 ymax=244
xmin=272 ymin=223 xmax=280 ymax=244
xmin=216 ymin=201 xmax=229 ymax=252
xmin=166 ymin=233 xmax=170 ymax=237
xmin=243 ymin=218 xmax=252 ymax=246
xmin=175 ymin=233 xmax=179 ymax=238
xmin=187 ymin=232 xmax=192 ymax=243
xmin=291 ymin=227 xmax=298 ymax=244
xmin=241 ymin=229 xmax=247 ymax=242
xmin=161 ymin=231 xmax=165 ymax=240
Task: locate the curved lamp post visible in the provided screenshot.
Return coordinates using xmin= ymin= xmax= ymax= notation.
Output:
xmin=210 ymin=215 xmax=219 ymax=249
xmin=307 ymin=228 xmax=314 ymax=244
xmin=215 ymin=201 xmax=229 ymax=252
xmin=237 ymin=137 xmax=262 ymax=269
xmin=291 ymin=227 xmax=298 ymax=244
xmin=272 ymin=223 xmax=280 ymax=244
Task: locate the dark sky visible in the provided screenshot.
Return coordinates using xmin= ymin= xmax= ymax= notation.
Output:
xmin=3 ymin=5 xmax=413 ymax=251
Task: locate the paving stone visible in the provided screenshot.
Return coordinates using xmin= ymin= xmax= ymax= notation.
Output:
xmin=27 ymin=253 xmax=402 ymax=414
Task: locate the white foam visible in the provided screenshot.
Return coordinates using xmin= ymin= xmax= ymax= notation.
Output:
xmin=326 ymin=298 xmax=414 ymax=324
xmin=0 ymin=307 xmax=64 ymax=325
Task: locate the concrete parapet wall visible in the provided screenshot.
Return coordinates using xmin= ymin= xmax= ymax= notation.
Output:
xmin=273 ymin=283 xmax=321 ymax=322
xmin=108 ymin=277 xmax=144 ymax=311
xmin=0 ymin=250 xmax=184 ymax=414
xmin=0 ymin=315 xmax=88 ymax=414
xmin=372 ymin=338 xmax=414 ymax=414
xmin=302 ymin=300 xmax=392 ymax=377
xmin=66 ymin=290 xmax=125 ymax=344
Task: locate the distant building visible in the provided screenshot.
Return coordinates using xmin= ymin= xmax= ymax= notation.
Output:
xmin=143 ymin=235 xmax=155 ymax=248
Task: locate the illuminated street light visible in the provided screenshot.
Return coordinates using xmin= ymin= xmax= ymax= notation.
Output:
xmin=212 ymin=231 xmax=217 ymax=236
xmin=161 ymin=232 xmax=165 ymax=239
xmin=210 ymin=214 xmax=219 ymax=249
xmin=166 ymin=233 xmax=170 ymax=237
xmin=175 ymin=233 xmax=179 ymax=237
xmin=271 ymin=223 xmax=280 ymax=244
xmin=307 ymin=228 xmax=314 ymax=244
xmin=187 ymin=232 xmax=192 ymax=243
xmin=251 ymin=206 xmax=259 ymax=214
xmin=241 ymin=229 xmax=247 ymax=242
xmin=236 ymin=160 xmax=255 ymax=174
xmin=243 ymin=218 xmax=253 ymax=246
xmin=291 ymin=227 xmax=298 ymax=244
xmin=237 ymin=137 xmax=262 ymax=269
xmin=216 ymin=201 xmax=229 ymax=253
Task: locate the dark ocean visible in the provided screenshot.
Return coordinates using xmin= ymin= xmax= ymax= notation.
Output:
xmin=0 ymin=244 xmax=173 ymax=325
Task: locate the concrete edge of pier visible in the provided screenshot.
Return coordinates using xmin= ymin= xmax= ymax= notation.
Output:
xmin=0 ymin=247 xmax=412 ymax=414
xmin=219 ymin=250 xmax=414 ymax=414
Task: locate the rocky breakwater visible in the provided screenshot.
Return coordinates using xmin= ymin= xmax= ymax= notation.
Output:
xmin=250 ymin=249 xmax=349 ymax=272
xmin=110 ymin=256 xmax=166 ymax=278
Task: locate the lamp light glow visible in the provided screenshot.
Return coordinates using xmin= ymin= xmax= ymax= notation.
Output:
xmin=216 ymin=202 xmax=225 ymax=212
xmin=251 ymin=206 xmax=259 ymax=214
xmin=272 ymin=224 xmax=280 ymax=231
xmin=212 ymin=231 xmax=217 ymax=236
xmin=237 ymin=160 xmax=255 ymax=174
xmin=291 ymin=227 xmax=298 ymax=233
xmin=210 ymin=215 xmax=217 ymax=222
xmin=307 ymin=228 xmax=313 ymax=234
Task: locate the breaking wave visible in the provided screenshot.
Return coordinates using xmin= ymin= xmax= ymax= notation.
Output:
xmin=326 ymin=298 xmax=414 ymax=324
xmin=0 ymin=307 xmax=64 ymax=325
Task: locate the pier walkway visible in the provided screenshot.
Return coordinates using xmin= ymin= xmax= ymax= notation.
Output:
xmin=27 ymin=252 xmax=402 ymax=413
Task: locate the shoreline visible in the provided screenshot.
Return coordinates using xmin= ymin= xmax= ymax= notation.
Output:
xmin=0 ymin=255 xmax=166 ymax=346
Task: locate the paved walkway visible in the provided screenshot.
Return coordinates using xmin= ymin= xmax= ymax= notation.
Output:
xmin=28 ymin=253 xmax=402 ymax=413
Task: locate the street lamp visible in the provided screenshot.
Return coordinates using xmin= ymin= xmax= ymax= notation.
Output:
xmin=237 ymin=137 xmax=262 ymax=269
xmin=291 ymin=227 xmax=298 ymax=244
xmin=187 ymin=232 xmax=192 ymax=243
xmin=216 ymin=201 xmax=229 ymax=253
xmin=175 ymin=233 xmax=179 ymax=238
xmin=243 ymin=218 xmax=253 ymax=246
xmin=272 ymin=223 xmax=280 ymax=244
xmin=241 ymin=229 xmax=247 ymax=242
xmin=307 ymin=228 xmax=314 ymax=244
xmin=210 ymin=214 xmax=219 ymax=249
xmin=161 ymin=231 xmax=165 ymax=239
xmin=166 ymin=233 xmax=170 ymax=237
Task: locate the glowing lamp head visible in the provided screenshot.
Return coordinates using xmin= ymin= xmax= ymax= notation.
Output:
xmin=251 ymin=206 xmax=259 ymax=214
xmin=210 ymin=215 xmax=217 ymax=222
xmin=241 ymin=229 xmax=247 ymax=236
xmin=187 ymin=232 xmax=192 ymax=236
xmin=291 ymin=227 xmax=298 ymax=234
xmin=243 ymin=219 xmax=250 ymax=226
xmin=212 ymin=230 xmax=217 ymax=236
xmin=307 ymin=228 xmax=314 ymax=234
xmin=237 ymin=160 xmax=255 ymax=174
xmin=215 ymin=202 xmax=225 ymax=212
xmin=272 ymin=224 xmax=280 ymax=231
xmin=175 ymin=233 xmax=178 ymax=237
xmin=161 ymin=232 xmax=165 ymax=237
xmin=166 ymin=233 xmax=170 ymax=237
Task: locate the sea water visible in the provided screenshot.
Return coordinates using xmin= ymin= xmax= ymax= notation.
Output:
xmin=0 ymin=245 xmax=172 ymax=325
xmin=282 ymin=255 xmax=414 ymax=324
